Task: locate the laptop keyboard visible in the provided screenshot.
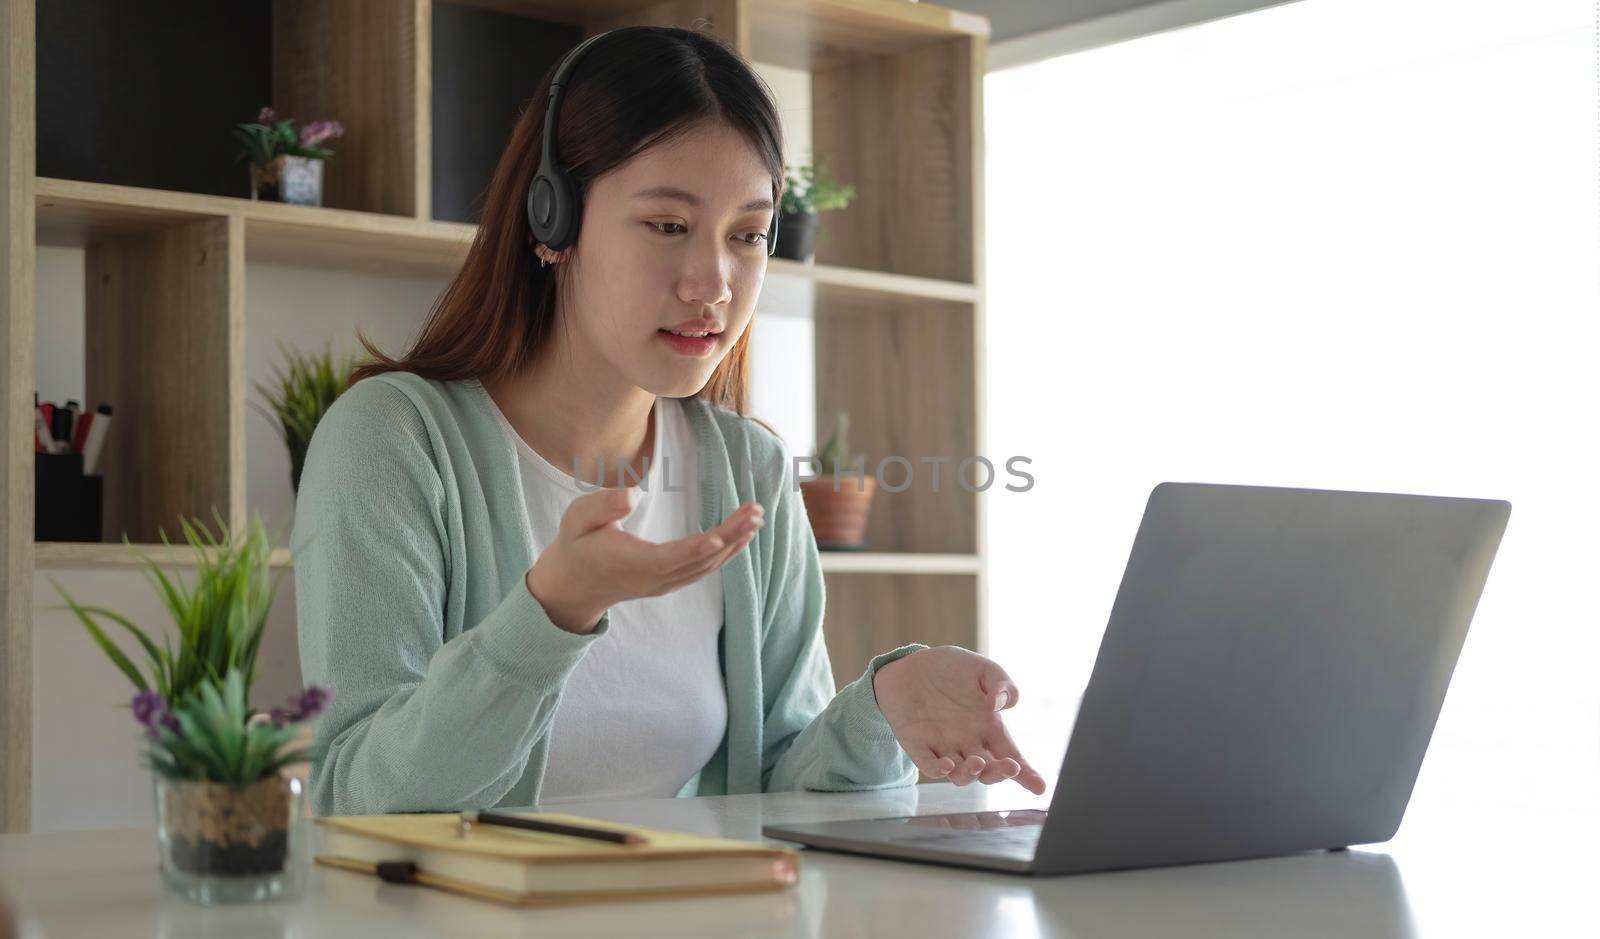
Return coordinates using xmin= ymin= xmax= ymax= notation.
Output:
xmin=889 ymin=824 xmax=1043 ymax=852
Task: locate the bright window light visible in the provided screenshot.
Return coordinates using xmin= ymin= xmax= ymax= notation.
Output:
xmin=983 ymin=0 xmax=1598 ymax=871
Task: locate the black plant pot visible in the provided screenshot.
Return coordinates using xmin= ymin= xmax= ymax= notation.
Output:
xmin=773 ymin=210 xmax=819 ymax=262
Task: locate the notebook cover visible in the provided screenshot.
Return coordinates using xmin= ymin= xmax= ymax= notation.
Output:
xmin=312 ymin=811 xmax=800 ymax=906
xmin=315 ymin=811 xmax=796 ymax=863
xmin=313 ymin=854 xmax=798 ymax=908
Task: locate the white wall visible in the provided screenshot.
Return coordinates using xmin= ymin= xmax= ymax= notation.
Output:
xmin=749 ymin=61 xmax=817 ymax=457
xmin=31 ymin=61 xmax=818 ymax=832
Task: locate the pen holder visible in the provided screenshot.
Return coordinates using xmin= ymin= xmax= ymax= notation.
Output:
xmin=34 ymin=451 xmax=103 ymax=542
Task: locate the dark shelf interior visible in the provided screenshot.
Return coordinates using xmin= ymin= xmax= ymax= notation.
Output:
xmin=36 ymin=0 xmax=273 ymax=199
xmin=37 ymin=1 xmax=590 ymax=221
xmin=431 ymin=3 xmax=578 ymax=224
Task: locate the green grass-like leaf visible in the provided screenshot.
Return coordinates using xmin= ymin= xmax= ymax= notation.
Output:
xmin=58 ymin=510 xmax=320 ymax=783
xmin=59 ymin=602 xmax=171 ymax=699
xmin=250 ymin=339 xmax=360 ymax=494
xmin=50 ymin=580 xmax=148 ymax=693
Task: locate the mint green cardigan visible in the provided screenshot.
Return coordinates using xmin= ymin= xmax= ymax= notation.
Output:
xmin=291 ymin=372 xmax=926 ymax=816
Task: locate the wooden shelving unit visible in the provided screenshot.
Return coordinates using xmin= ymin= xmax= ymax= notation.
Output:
xmin=33 ymin=542 xmax=981 ymax=576
xmin=1 ymin=0 xmax=990 ymax=830
xmin=35 ymin=176 xmax=981 ymax=298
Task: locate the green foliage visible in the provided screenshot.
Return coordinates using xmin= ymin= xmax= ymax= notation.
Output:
xmin=780 ymin=161 xmax=857 ymax=216
xmin=250 ymin=340 xmax=359 ymax=494
xmin=145 ymin=668 xmax=319 ymax=783
xmin=52 ymin=513 xmax=328 ymax=784
xmin=50 ymin=510 xmax=290 ymax=709
xmin=233 ymin=121 xmax=302 ymax=166
xmin=815 ymin=412 xmax=864 ymax=476
xmin=232 ymin=110 xmax=342 ymax=167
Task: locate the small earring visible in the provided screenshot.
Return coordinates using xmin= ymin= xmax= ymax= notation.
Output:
xmin=535 ymin=243 xmax=568 ymax=268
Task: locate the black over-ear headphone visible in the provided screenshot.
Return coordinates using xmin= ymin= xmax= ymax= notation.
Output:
xmin=526 ymin=28 xmax=780 ymax=257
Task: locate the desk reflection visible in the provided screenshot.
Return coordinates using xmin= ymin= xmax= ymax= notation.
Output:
xmin=1033 ymin=850 xmax=1415 ymax=938
xmin=800 ymin=847 xmax=1412 ymax=939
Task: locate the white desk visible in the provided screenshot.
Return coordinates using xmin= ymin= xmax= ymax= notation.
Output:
xmin=2 ymin=779 xmax=1596 ymax=938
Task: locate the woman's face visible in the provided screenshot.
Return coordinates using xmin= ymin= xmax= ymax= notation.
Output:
xmin=557 ymin=120 xmax=775 ymax=399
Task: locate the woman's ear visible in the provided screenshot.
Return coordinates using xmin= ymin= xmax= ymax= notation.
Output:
xmin=534 ymin=243 xmax=572 ymax=267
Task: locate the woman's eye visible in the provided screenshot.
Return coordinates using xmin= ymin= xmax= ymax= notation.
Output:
xmin=646 ymin=221 xmax=766 ymax=247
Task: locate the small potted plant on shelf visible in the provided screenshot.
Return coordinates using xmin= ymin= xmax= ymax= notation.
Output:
xmin=251 ymin=340 xmax=360 ymax=495
xmin=799 ymin=412 xmax=877 ymax=550
xmin=775 ymin=160 xmax=856 ymax=263
xmin=233 ymin=106 xmax=345 ymax=206
xmin=49 ymin=511 xmax=331 ymax=906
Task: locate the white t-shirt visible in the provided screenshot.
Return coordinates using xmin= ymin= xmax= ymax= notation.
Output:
xmin=486 ymin=394 xmax=727 ymax=802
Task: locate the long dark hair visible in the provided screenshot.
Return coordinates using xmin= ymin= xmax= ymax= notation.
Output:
xmin=349 ymin=26 xmax=785 ymax=417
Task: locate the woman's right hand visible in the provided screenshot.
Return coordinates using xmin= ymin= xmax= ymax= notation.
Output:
xmin=525 ymin=487 xmax=765 ymax=634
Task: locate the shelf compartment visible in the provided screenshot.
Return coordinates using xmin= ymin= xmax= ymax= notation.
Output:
xmin=815 ymin=296 xmax=978 ymax=555
xmin=431 ymin=3 xmax=580 ymax=224
xmin=78 ymin=214 xmax=244 ymax=546
xmin=35 ymin=0 xmax=273 ymax=201
xmin=812 ymin=33 xmax=981 ymax=283
xmin=270 ymin=0 xmax=432 ymax=219
xmin=821 ymin=571 xmax=979 ymax=688
xmin=273 ymin=0 xmax=430 ymax=217
xmin=37 ymin=0 xmax=426 ymax=218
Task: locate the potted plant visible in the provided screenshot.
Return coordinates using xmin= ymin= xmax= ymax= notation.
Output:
xmin=251 ymin=340 xmax=360 ymax=495
xmin=49 ymin=511 xmax=331 ymax=905
xmin=775 ymin=160 xmax=856 ymax=263
xmin=233 ymin=106 xmax=345 ymax=206
xmin=799 ymin=412 xmax=877 ymax=550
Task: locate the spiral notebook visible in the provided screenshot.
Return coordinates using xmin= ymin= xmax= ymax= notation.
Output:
xmin=314 ymin=811 xmax=800 ymax=907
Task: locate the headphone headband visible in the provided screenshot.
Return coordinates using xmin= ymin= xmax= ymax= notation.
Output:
xmin=527 ymin=28 xmax=779 ymax=257
xmin=537 ymin=31 xmax=607 ymax=182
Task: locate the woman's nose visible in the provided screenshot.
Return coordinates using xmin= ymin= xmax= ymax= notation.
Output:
xmin=676 ymin=243 xmax=734 ymax=307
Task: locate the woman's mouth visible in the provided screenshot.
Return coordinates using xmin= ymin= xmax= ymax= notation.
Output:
xmin=658 ymin=328 xmax=719 ymax=357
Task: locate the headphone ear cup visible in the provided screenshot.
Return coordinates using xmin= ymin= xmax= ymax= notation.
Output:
xmin=527 ymin=167 xmax=582 ymax=252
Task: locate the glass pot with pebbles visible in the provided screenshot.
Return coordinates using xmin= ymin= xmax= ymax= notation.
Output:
xmin=50 ymin=513 xmax=331 ymax=904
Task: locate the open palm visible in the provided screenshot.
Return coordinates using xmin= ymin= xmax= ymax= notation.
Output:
xmin=872 ymin=646 xmax=1048 ymax=794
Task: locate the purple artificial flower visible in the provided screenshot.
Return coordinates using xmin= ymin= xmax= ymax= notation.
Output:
xmin=297 ymin=685 xmax=333 ymax=719
xmin=132 ymin=690 xmax=164 ymax=728
xmin=270 ymin=685 xmax=334 ymax=727
xmin=257 ymin=105 xmax=276 ymax=125
xmin=298 ymin=120 xmax=344 ymax=149
xmin=131 ymin=690 xmax=183 ymax=741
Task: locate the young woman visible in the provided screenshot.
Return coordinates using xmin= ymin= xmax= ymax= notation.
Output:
xmin=292 ymin=25 xmax=1047 ymax=817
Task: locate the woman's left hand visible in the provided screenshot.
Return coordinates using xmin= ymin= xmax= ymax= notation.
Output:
xmin=872 ymin=646 xmax=1049 ymax=794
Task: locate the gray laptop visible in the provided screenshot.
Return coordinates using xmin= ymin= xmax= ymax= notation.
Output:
xmin=762 ymin=482 xmax=1510 ymax=876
